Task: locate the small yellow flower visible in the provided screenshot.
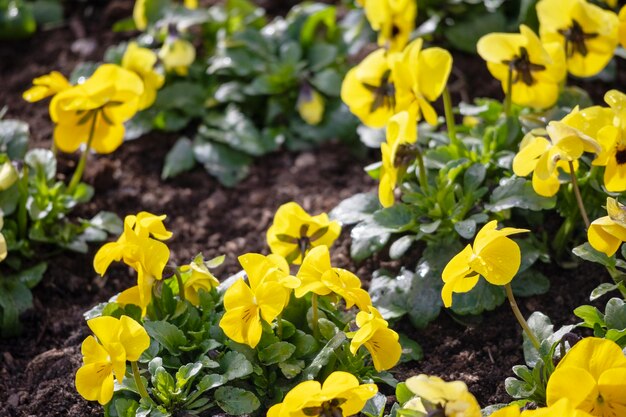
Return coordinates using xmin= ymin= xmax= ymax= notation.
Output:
xmin=346 ymin=306 xmax=401 ymax=371
xmin=592 ymin=90 xmax=626 ymax=192
xmin=184 ymin=0 xmax=198 ymax=9
xmin=546 ymin=337 xmax=626 ymax=417
xmin=50 ymin=64 xmax=143 ymax=154
xmin=0 ymin=161 xmax=18 ymax=191
xmin=619 ymin=6 xmax=626 ymax=49
xmin=75 ymin=315 xmax=150 ymax=405
xmin=490 ymin=399 xmax=593 ymax=417
xmin=402 ymin=374 xmax=481 ymax=417
xmin=122 ymin=42 xmax=165 ymax=110
xmin=266 ymin=202 xmax=341 ymax=265
xmin=22 ymin=71 xmax=71 ymax=102
xmin=341 ymin=49 xmax=399 ymax=128
xmin=296 ymin=246 xmax=371 ymax=310
xmin=393 ymin=38 xmax=453 ymax=125
xmin=537 ymin=0 xmax=619 ymax=77
xmin=587 ymin=197 xmax=626 ymax=256
xmin=379 ymin=111 xmax=416 ymax=207
xmin=267 ymin=371 xmax=378 ymax=417
xmin=441 ymin=221 xmax=528 ymax=308
xmin=180 ymin=255 xmax=220 ymax=305
xmin=477 ymin=25 xmax=566 ymax=109
xmin=159 ymin=38 xmax=196 ymax=76
xmin=0 ymin=215 xmax=7 ymax=263
xmin=297 ymin=84 xmax=324 ymax=125
xmin=361 ymin=0 xmax=416 ymax=52
xmin=133 ymin=0 xmax=148 ymax=30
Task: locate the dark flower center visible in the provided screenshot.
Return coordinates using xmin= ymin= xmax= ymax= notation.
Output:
xmin=615 ymin=148 xmax=626 ymax=165
xmin=502 ymin=47 xmax=546 ymax=86
xmin=363 ymin=70 xmax=395 ymax=113
xmin=303 ymin=398 xmax=347 ymax=417
xmin=558 ymin=19 xmax=598 ymax=58
xmin=275 ymin=223 xmax=330 ymax=263
xmin=394 ymin=144 xmax=417 ymax=168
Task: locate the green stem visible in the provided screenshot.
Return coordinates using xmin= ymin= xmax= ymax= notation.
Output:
xmin=568 ymin=161 xmax=590 ymax=229
xmin=505 ymin=283 xmax=540 ymax=351
xmin=174 ymin=269 xmax=186 ymax=303
xmin=311 ymin=294 xmax=320 ymax=338
xmin=277 ymin=313 xmax=283 ymax=339
xmin=67 ymin=110 xmax=97 ymax=194
xmin=504 ymin=66 xmax=513 ymax=117
xmin=443 ymin=87 xmax=459 ymax=148
xmin=131 ymin=361 xmax=154 ymax=404
xmin=414 ymin=147 xmax=429 ymax=192
xmin=17 ymin=164 xmax=29 ymax=240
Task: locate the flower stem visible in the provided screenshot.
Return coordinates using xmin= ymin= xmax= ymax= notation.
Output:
xmin=174 ymin=269 xmax=186 ymax=303
xmin=311 ymin=294 xmax=320 ymax=338
xmin=131 ymin=361 xmax=153 ymax=404
xmin=505 ymin=283 xmax=540 ymax=351
xmin=414 ymin=146 xmax=429 ymax=192
xmin=67 ymin=111 xmax=97 ymax=194
xmin=504 ymin=67 xmax=513 ymax=117
xmin=568 ymin=161 xmax=590 ymax=229
xmin=17 ymin=164 xmax=29 ymax=240
xmin=277 ymin=313 xmax=283 ymax=339
xmin=443 ymin=87 xmax=459 ymax=149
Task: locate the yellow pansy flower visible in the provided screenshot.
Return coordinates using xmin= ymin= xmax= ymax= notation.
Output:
xmin=295 ymin=246 xmax=371 ymax=310
xmin=379 ymin=110 xmax=417 ymax=207
xmin=50 ymin=64 xmax=143 ymax=154
xmin=159 ymin=38 xmax=196 ymax=76
xmin=75 ymin=315 xmax=150 ymax=405
xmin=22 ymin=71 xmax=71 ymax=102
xmin=267 ymin=371 xmax=377 ymax=417
xmin=587 ymin=197 xmax=626 ymax=256
xmin=402 ymin=374 xmax=481 ymax=417
xmin=341 ymin=48 xmax=399 ymax=128
xmin=184 ymin=0 xmax=198 ymax=9
xmin=180 ymin=255 xmax=220 ymax=306
xmin=441 ymin=221 xmax=528 ymax=308
xmin=0 ymin=161 xmax=18 ymax=191
xmin=266 ymin=202 xmax=341 ymax=265
xmin=490 ymin=399 xmax=593 ymax=417
xmin=346 ymin=306 xmax=401 ymax=371
xmin=537 ymin=0 xmax=619 ymax=77
xmin=0 ymin=215 xmax=7 ymax=263
xmin=124 ymin=211 xmax=173 ymax=240
xmin=619 ymin=6 xmax=626 ymax=49
xmin=477 ymin=25 xmax=566 ymax=109
xmin=546 ymin=337 xmax=626 ymax=417
xmin=297 ymin=84 xmax=324 ymax=125
xmin=133 ymin=0 xmax=148 ymax=30
xmin=122 ymin=42 xmax=164 ymax=111
xmin=362 ymin=0 xmax=416 ymax=52
xmin=591 ymin=90 xmax=626 ymax=192
xmin=393 ymin=38 xmax=453 ymax=125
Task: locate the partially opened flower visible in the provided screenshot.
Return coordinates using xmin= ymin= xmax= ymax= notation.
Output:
xmin=180 ymin=255 xmax=220 ymax=305
xmin=402 ymin=374 xmax=481 ymax=417
xmin=159 ymin=38 xmax=196 ymax=76
xmin=393 ymin=38 xmax=453 ymax=125
xmin=361 ymin=0 xmax=416 ymax=52
xmin=441 ymin=221 xmax=528 ymax=307
xmin=122 ymin=42 xmax=164 ymax=110
xmin=22 ymin=71 xmax=71 ymax=102
xmin=297 ymin=83 xmax=324 ymax=125
xmin=267 ymin=202 xmax=341 ymax=265
xmin=75 ymin=315 xmax=150 ymax=405
xmin=477 ymin=25 xmax=566 ymax=109
xmin=537 ymin=0 xmax=619 ymax=77
xmin=546 ymin=337 xmax=626 ymax=417
xmin=267 ymin=371 xmax=377 ymax=417
xmin=0 ymin=215 xmax=8 ymax=263
xmin=592 ymin=90 xmax=626 ymax=192
xmin=588 ymin=197 xmax=626 ymax=256
xmin=341 ymin=49 xmax=399 ymax=128
xmin=50 ymin=64 xmax=143 ymax=154
xmin=0 ymin=160 xmax=18 ymax=191
xmin=347 ymin=306 xmax=401 ymax=371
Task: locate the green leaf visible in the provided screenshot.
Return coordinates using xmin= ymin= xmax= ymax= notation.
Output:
xmin=511 ymin=270 xmax=550 ymax=297
xmin=278 ymin=359 xmax=305 ymax=379
xmin=310 ymin=68 xmax=341 ymax=96
xmin=588 ymin=282 xmax=624 ymax=301
xmin=25 ymin=148 xmax=56 ymax=180
xmin=193 ymin=140 xmax=252 ymax=187
xmin=0 ymin=278 xmax=32 ymax=336
xmin=16 ymin=262 xmax=47 ymax=289
xmin=572 ymin=243 xmax=616 ymax=270
xmin=389 ymin=235 xmax=416 ymax=260
xmin=162 ymin=137 xmax=196 ymax=179
xmin=300 ymin=6 xmax=336 ymax=46
xmin=399 ymin=333 xmax=423 ymax=362
xmin=605 ymin=298 xmax=626 ymax=330
xmin=362 ymin=392 xmax=387 ymax=417
xmin=197 ymin=373 xmax=227 ymax=392
xmin=175 ymin=362 xmax=203 ymax=389
xmin=31 ymin=0 xmax=63 ymax=25
xmin=0 ymin=119 xmax=29 ymax=159
xmin=523 ymin=312 xmax=574 ymax=367
xmin=450 ymin=280 xmax=505 ymax=316
xmin=155 ymin=82 xmax=206 ymax=117
xmin=574 ymin=305 xmax=605 ymax=328
xmin=307 ymin=43 xmax=338 ymax=72
xmin=301 ymin=331 xmax=346 ymax=380
xmin=486 ymin=177 xmax=556 ymax=212
xmin=444 ymin=10 xmax=507 ymax=53
xmin=454 ymin=219 xmax=476 ymax=239
xmin=214 ymin=387 xmax=260 ymax=415
xmin=330 ymin=193 xmax=380 ymax=225
xmin=219 ymin=351 xmax=254 ymax=381
xmin=395 ymin=382 xmax=413 ymax=405
xmin=258 ymin=341 xmax=296 ymax=365
xmin=144 ymin=320 xmax=188 ymax=355
xmin=463 ymin=163 xmax=486 ymax=190
xmin=373 ymin=204 xmax=414 ymax=231
xmin=88 ymin=211 xmax=123 ymax=235
xmin=350 ymin=220 xmax=391 ymax=262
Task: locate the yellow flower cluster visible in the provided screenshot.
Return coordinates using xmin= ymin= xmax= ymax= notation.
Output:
xmin=401 ymin=375 xmax=482 ymax=417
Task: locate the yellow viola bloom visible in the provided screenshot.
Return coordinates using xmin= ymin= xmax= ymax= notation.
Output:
xmin=362 ymin=0 xmax=416 ymax=52
xmin=341 ymin=48 xmax=399 ymax=128
xmin=124 ymin=211 xmax=173 ymax=240
xmin=133 ymin=0 xmax=148 ymax=30
xmin=297 ymin=85 xmax=324 ymax=125
xmin=537 ymin=0 xmax=619 ymax=78
xmin=50 ymin=64 xmax=143 ymax=154
xmin=546 ymin=337 xmax=626 ymax=417
xmin=619 ymin=6 xmax=626 ymax=49
xmin=402 ymin=374 xmax=481 ymax=417
xmin=477 ymin=25 xmax=566 ymax=109
xmin=267 ymin=371 xmax=377 ymax=417
xmin=295 ymin=246 xmax=371 ymax=310
xmin=490 ymin=400 xmax=593 ymax=417
xmin=122 ymin=42 xmax=165 ymax=111
xmin=379 ymin=110 xmax=417 ymax=207
xmin=184 ymin=0 xmax=198 ymax=9
xmin=0 ymin=161 xmax=18 ymax=191
xmin=180 ymin=255 xmax=220 ymax=306
xmin=0 ymin=215 xmax=7 ymax=263
xmin=159 ymin=38 xmax=196 ymax=76
xmin=393 ymin=38 xmax=453 ymax=125
xmin=591 ymin=90 xmax=626 ymax=192
xmin=75 ymin=315 xmax=150 ymax=405
xmin=441 ymin=221 xmax=528 ymax=308
xmin=587 ymin=197 xmax=626 ymax=256
xmin=346 ymin=306 xmax=401 ymax=371
xmin=22 ymin=71 xmax=71 ymax=102
xmin=267 ymin=202 xmax=341 ymax=265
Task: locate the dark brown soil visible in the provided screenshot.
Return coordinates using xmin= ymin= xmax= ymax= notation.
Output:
xmin=0 ymin=2 xmax=621 ymax=416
